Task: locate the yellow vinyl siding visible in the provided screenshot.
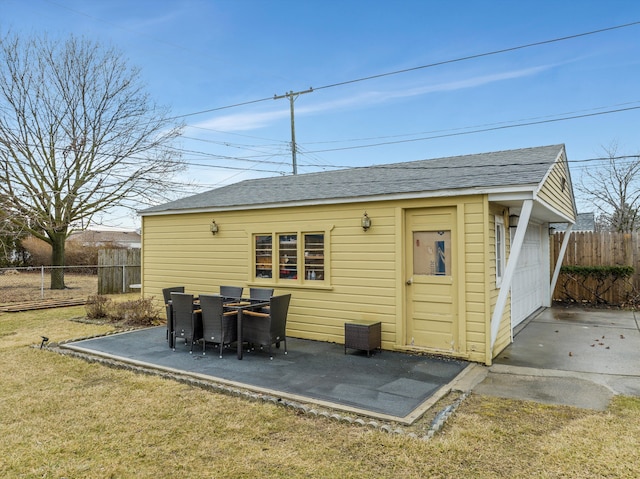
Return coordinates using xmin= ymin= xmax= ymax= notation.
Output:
xmin=142 ymin=195 xmax=491 ymax=361
xmin=143 ymin=203 xmax=398 ymax=348
xmin=485 ymin=206 xmax=512 ymax=362
xmin=462 ymin=199 xmax=488 ymax=363
xmin=537 ymin=154 xmax=576 ymax=221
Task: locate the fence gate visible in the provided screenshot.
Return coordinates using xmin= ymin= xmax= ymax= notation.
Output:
xmin=98 ymin=249 xmax=141 ymax=294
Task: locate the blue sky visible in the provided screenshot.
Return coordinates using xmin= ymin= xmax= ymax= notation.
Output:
xmin=2 ymin=0 xmax=640 ymax=228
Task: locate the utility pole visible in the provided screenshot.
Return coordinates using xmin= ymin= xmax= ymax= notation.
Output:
xmin=274 ymin=87 xmax=313 ymax=175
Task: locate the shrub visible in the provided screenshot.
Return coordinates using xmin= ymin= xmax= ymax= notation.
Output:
xmin=85 ymin=295 xmax=162 ymax=327
xmin=560 ymin=265 xmax=634 ymax=279
xmin=108 ymin=297 xmax=162 ymax=327
xmin=85 ymin=295 xmax=111 ymax=319
xmin=20 ymin=235 xmax=125 ymax=266
xmin=559 ymin=265 xmax=635 ymax=304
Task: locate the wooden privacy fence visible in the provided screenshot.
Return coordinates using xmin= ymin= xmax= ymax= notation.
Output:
xmin=98 ymin=249 xmax=141 ymax=294
xmin=550 ymin=232 xmax=640 ymax=305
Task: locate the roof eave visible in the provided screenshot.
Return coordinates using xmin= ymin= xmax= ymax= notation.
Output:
xmin=139 ymin=185 xmax=540 ymax=217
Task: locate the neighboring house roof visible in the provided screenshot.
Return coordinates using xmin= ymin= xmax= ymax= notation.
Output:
xmin=69 ymin=229 xmax=141 ymax=248
xmin=552 ymin=212 xmax=595 ymax=232
xmin=141 ymin=144 xmax=566 ymax=215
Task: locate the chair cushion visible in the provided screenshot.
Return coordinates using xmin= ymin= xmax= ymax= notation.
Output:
xmin=244 ymin=310 xmax=269 ymax=318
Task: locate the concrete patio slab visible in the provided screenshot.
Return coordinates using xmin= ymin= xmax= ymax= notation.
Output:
xmin=62 ymin=326 xmax=469 ymax=424
xmin=61 ymin=306 xmax=640 ymax=419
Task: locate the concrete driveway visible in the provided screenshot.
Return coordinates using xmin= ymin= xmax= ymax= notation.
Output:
xmin=469 ymin=306 xmax=640 ymax=410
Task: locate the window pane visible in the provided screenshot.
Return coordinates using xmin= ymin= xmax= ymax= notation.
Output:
xmin=413 ymin=231 xmax=451 ymax=276
xmin=495 ymin=218 xmax=504 ymax=283
xmin=304 ymin=233 xmax=324 ymax=280
xmin=278 ymin=234 xmax=298 ymax=279
xmin=255 ymin=234 xmax=272 ymax=278
xmin=496 ymin=224 xmax=503 ymax=278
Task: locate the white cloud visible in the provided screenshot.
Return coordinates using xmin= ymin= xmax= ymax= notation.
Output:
xmin=193 ymin=64 xmax=555 ymax=132
xmin=192 ymin=109 xmax=291 ymax=132
xmin=393 ymin=64 xmax=554 ymax=97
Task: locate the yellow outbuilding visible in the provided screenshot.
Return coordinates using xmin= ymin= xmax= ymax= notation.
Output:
xmin=139 ymin=144 xmax=576 ymax=365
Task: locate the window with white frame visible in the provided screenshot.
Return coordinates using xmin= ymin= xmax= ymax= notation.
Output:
xmin=495 ymin=215 xmax=505 ymax=286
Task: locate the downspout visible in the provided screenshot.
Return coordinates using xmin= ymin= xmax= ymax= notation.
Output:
xmin=549 ymin=224 xmax=574 ymax=303
xmin=490 ymin=199 xmax=533 ymax=351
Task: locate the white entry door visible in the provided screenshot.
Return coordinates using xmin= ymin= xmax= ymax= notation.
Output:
xmin=511 ymin=222 xmax=546 ymax=329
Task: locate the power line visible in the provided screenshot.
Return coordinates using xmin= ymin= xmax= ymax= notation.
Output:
xmin=313 ymin=21 xmax=640 ymax=91
xmin=170 ymin=20 xmax=640 ymax=121
xmin=168 ymin=97 xmax=275 ymax=121
xmin=169 ymin=100 xmax=640 ymax=174
xmin=8 ymin=100 xmax=639 ymax=179
xmin=300 ymin=105 xmax=640 ymax=155
xmin=302 ymin=100 xmax=640 ymax=146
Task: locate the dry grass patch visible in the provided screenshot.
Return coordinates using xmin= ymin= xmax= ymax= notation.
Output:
xmin=0 ymin=305 xmax=116 ymax=351
xmin=1 ymin=307 xmax=639 ymax=478
xmin=0 ymin=271 xmax=98 ymax=303
xmin=439 ymin=394 xmax=640 ymax=478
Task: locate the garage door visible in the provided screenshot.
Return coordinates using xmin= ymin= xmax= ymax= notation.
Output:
xmin=511 ymin=223 xmax=546 ymax=328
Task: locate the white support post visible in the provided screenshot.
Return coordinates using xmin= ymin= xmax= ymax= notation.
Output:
xmin=549 ymin=223 xmax=574 ymax=303
xmin=490 ymin=199 xmax=533 ymax=350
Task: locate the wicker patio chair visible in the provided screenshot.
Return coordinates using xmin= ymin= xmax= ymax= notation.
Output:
xmin=219 ymin=285 xmax=243 ymax=302
xmin=199 ymin=294 xmax=238 ymax=358
xmin=249 ymin=287 xmax=273 ymax=301
xmin=242 ymin=294 xmax=291 ymax=359
xmin=162 ymin=286 xmax=184 ymax=341
xmin=248 ymin=287 xmax=274 ymax=313
xmin=170 ymin=292 xmax=202 ymax=353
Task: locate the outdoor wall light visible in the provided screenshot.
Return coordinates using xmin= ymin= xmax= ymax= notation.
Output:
xmin=508 ymin=214 xmax=519 ymax=228
xmin=361 ymin=212 xmax=371 ymax=231
xmin=210 ymin=220 xmax=219 ymax=235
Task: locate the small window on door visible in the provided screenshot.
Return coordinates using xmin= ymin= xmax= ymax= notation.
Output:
xmin=495 ymin=216 xmax=505 ymax=286
xmin=413 ymin=231 xmax=451 ymax=276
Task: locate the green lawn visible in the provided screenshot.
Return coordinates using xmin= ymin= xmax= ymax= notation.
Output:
xmin=1 ymin=305 xmax=639 ymax=478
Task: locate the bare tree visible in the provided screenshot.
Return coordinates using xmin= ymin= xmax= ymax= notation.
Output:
xmin=0 ymin=33 xmax=184 ymax=288
xmin=578 ymin=141 xmax=640 ymax=232
xmin=0 ymin=196 xmax=26 ymax=266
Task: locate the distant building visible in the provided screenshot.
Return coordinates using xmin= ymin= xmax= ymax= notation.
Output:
xmin=69 ymin=228 xmax=141 ymax=249
xmin=551 ymin=212 xmax=595 ymax=233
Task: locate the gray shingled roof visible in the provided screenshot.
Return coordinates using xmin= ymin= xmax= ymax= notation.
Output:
xmin=141 ymin=144 xmax=564 ymax=214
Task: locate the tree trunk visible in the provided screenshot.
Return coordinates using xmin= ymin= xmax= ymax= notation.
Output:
xmin=50 ymin=234 xmax=66 ymax=290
